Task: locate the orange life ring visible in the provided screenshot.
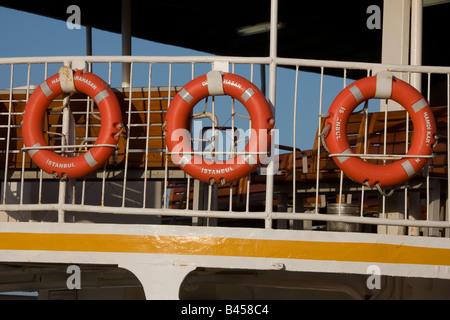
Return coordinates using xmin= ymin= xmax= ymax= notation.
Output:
xmin=324 ymin=74 xmax=437 ymax=187
xmin=164 ymin=72 xmax=274 ymax=185
xmin=22 ymin=69 xmax=123 ymax=179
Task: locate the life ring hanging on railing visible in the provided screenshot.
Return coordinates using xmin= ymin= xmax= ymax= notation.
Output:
xmin=22 ymin=67 xmax=123 ymax=179
xmin=323 ymin=72 xmax=437 ymax=188
xmin=164 ymin=71 xmax=274 ymax=185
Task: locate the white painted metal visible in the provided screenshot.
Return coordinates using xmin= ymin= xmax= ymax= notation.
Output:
xmin=381 ymin=0 xmax=411 ymax=111
xmin=121 ymin=0 xmax=132 ymax=88
xmin=119 ymin=263 xmax=195 ymax=300
xmin=381 ymin=0 xmax=411 ymax=67
xmin=410 ymin=0 xmax=423 ymax=92
xmin=2 ymin=222 xmax=450 ymax=282
xmin=264 ymin=0 xmax=278 ymax=228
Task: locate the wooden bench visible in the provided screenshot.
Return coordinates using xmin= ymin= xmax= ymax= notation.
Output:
xmin=167 ymin=177 xmax=268 ymax=212
xmin=251 ymin=106 xmax=446 ymax=217
xmin=167 ymin=107 xmax=376 ymax=212
xmin=262 ymin=110 xmax=372 ymax=185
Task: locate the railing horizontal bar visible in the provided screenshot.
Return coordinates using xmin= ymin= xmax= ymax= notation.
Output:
xmin=328 ymin=153 xmax=435 ymax=160
xmin=276 ymin=57 xmax=450 ymax=74
xmin=2 ymin=55 xmax=450 ymax=74
xmin=0 ymin=56 xmax=271 ymax=65
xmin=0 ymin=203 xmax=448 ymax=229
xmin=0 ymin=204 xmax=268 ymax=220
xmin=271 ymin=212 xmax=450 ymax=229
xmin=167 ymin=151 xmax=269 ymax=155
xmin=21 ymin=144 xmax=118 ymax=151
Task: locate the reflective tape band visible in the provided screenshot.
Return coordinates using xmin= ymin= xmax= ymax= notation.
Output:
xmin=40 ymin=81 xmax=53 ymax=97
xmin=84 ymin=151 xmax=98 ymax=167
xmin=206 ymin=71 xmax=225 ymax=96
xmin=349 ymin=86 xmax=364 ymax=102
xmin=179 ymin=88 xmax=194 ymax=104
xmin=28 ymin=143 xmax=41 ymax=158
xmin=336 ymin=148 xmax=352 ymax=164
xmin=401 ymin=160 xmax=416 ymax=177
xmin=94 ymin=90 xmax=109 ymax=104
xmin=411 ymin=98 xmax=428 ymax=113
xmin=241 ymin=88 xmax=255 ymax=102
xmin=374 ymin=72 xmax=393 ymax=99
xmin=178 ymin=155 xmax=192 ymax=167
xmin=242 ymin=154 xmax=257 ymax=165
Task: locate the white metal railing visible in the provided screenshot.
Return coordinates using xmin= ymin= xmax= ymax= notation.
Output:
xmin=0 ymin=55 xmax=448 ymax=237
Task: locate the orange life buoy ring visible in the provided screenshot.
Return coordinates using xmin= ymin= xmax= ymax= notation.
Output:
xmin=164 ymin=71 xmax=274 ymax=185
xmin=324 ymin=73 xmax=437 ymax=187
xmin=22 ymin=68 xmax=123 ymax=179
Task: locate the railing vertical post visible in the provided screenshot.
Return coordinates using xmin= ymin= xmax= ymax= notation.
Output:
xmin=380 ymin=0 xmax=410 ymax=111
xmin=121 ymin=0 xmax=132 ymax=88
xmin=265 ymin=0 xmax=278 ymax=228
xmin=410 ymin=0 xmax=423 ymax=92
xmin=2 ymin=64 xmax=13 ymax=206
xmin=57 ymin=61 xmax=73 ymax=222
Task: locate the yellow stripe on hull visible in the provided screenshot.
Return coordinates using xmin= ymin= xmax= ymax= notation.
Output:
xmin=1 ymin=232 xmax=450 ymax=266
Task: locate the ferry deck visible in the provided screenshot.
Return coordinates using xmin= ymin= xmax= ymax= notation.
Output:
xmin=0 ymin=0 xmax=450 ymax=300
